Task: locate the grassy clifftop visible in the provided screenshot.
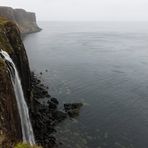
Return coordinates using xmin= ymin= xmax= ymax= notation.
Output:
xmin=14 ymin=143 xmax=42 ymax=148
xmin=0 ymin=17 xmax=15 ymax=53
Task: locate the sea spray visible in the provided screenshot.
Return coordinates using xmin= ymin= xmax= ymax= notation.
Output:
xmin=0 ymin=49 xmax=35 ymax=145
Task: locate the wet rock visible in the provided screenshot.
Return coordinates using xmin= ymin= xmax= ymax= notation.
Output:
xmin=40 ymin=84 xmax=44 ymax=87
xmin=51 ymin=97 xmax=59 ymax=105
xmin=64 ymin=103 xmax=83 ymax=118
xmin=37 ymin=79 xmax=41 ymax=83
xmin=47 ymin=101 xmax=57 ymax=110
xmin=67 ymin=109 xmax=81 ymax=118
xmin=64 ymin=103 xmax=83 ymax=111
xmin=31 ymin=72 xmax=83 ymax=147
xmin=53 ymin=111 xmax=67 ymax=122
xmin=42 ymin=90 xmax=48 ymax=96
xmin=48 ymin=136 xmax=56 ymax=145
xmin=46 ymin=94 xmax=51 ymax=98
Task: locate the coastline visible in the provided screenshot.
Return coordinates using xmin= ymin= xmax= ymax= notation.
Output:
xmin=30 ymin=72 xmax=82 ymax=148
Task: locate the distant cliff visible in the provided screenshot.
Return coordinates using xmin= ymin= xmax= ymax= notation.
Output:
xmin=0 ymin=6 xmax=41 ymax=34
xmin=0 ymin=17 xmax=31 ymax=147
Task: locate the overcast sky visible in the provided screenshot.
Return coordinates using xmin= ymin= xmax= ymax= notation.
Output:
xmin=1 ymin=0 xmax=148 ymax=21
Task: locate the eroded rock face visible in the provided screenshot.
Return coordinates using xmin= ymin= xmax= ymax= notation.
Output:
xmin=0 ymin=60 xmax=22 ymax=148
xmin=0 ymin=17 xmax=31 ymax=101
xmin=0 ymin=6 xmax=41 ymax=34
xmin=0 ymin=17 xmax=31 ymax=147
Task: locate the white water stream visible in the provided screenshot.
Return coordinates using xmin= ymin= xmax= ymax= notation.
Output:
xmin=0 ymin=49 xmax=35 ymax=145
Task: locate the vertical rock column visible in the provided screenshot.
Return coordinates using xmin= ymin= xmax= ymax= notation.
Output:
xmin=0 ymin=60 xmax=22 ymax=148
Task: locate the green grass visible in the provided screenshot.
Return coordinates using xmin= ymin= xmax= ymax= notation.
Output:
xmin=14 ymin=143 xmax=42 ymax=148
xmin=0 ymin=17 xmax=9 ymax=25
xmin=0 ymin=17 xmax=16 ymax=54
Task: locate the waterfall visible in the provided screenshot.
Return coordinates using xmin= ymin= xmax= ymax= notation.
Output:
xmin=0 ymin=49 xmax=35 ymax=145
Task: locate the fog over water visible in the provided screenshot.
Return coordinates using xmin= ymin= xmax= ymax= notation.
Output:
xmin=1 ymin=0 xmax=148 ymax=21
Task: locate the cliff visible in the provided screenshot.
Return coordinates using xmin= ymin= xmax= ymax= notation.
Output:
xmin=0 ymin=17 xmax=31 ymax=147
xmin=0 ymin=6 xmax=41 ymax=34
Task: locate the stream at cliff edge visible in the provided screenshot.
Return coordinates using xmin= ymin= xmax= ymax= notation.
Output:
xmin=24 ymin=22 xmax=148 ymax=148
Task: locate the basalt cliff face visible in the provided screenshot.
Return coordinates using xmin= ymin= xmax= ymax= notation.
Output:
xmin=0 ymin=6 xmax=41 ymax=34
xmin=0 ymin=17 xmax=31 ymax=147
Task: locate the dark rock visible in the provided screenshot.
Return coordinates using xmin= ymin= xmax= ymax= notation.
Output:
xmin=37 ymin=79 xmax=41 ymax=84
xmin=47 ymin=101 xmax=57 ymax=110
xmin=64 ymin=103 xmax=83 ymax=118
xmin=46 ymin=94 xmax=51 ymax=98
xmin=42 ymin=90 xmax=48 ymax=95
xmin=64 ymin=103 xmax=83 ymax=111
xmin=31 ymin=72 xmax=83 ymax=147
xmin=40 ymin=84 xmax=44 ymax=87
xmin=48 ymin=136 xmax=56 ymax=145
xmin=67 ymin=109 xmax=81 ymax=118
xmin=51 ymin=97 xmax=59 ymax=105
xmin=53 ymin=111 xmax=67 ymax=122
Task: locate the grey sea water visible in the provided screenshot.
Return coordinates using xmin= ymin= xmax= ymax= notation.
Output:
xmin=24 ymin=22 xmax=148 ymax=148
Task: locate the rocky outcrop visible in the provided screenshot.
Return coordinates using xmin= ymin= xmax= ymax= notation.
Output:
xmin=0 ymin=17 xmax=31 ymax=147
xmin=0 ymin=6 xmax=41 ymax=34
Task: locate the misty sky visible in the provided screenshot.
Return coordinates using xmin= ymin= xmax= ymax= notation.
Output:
xmin=1 ymin=0 xmax=148 ymax=21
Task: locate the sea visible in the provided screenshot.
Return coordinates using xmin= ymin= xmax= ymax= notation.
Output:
xmin=24 ymin=21 xmax=148 ymax=148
